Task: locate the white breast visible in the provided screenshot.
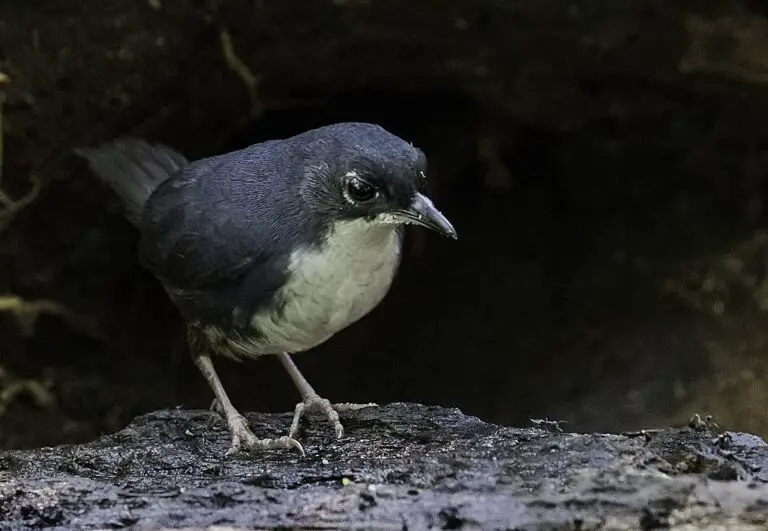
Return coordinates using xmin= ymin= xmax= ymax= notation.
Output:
xmin=243 ymin=219 xmax=403 ymax=355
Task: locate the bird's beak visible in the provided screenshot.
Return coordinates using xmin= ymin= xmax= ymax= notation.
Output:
xmin=396 ymin=192 xmax=457 ymax=239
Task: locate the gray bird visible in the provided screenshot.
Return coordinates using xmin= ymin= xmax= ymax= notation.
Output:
xmin=76 ymin=122 xmax=457 ymax=456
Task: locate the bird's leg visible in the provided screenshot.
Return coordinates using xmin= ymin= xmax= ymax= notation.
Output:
xmin=193 ymin=353 xmax=304 ymax=456
xmin=278 ymin=352 xmax=376 ymax=440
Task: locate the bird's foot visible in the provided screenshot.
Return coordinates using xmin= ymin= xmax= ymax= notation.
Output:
xmin=288 ymin=394 xmax=378 ymax=440
xmin=226 ymin=412 xmax=305 ymax=457
xmin=210 ymin=397 xmax=225 ymax=416
xmin=289 ymin=393 xmax=342 ymax=440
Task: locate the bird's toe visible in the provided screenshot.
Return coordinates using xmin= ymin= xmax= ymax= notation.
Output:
xmin=226 ymin=417 xmax=305 ymax=457
xmin=210 ymin=398 xmax=226 ymax=416
xmin=289 ymin=393 xmax=345 ymax=440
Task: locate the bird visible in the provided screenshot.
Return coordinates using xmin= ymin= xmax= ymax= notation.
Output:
xmin=75 ymin=122 xmax=457 ymax=456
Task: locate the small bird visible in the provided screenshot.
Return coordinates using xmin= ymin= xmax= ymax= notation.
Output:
xmin=76 ymin=122 xmax=456 ymax=456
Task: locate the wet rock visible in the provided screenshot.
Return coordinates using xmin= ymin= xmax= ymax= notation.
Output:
xmin=1 ymin=403 xmax=768 ymax=529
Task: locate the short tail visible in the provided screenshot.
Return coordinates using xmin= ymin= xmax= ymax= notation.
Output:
xmin=75 ymin=138 xmax=189 ymax=226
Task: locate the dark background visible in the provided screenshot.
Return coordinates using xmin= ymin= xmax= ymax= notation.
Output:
xmin=2 ymin=0 xmax=768 ymax=449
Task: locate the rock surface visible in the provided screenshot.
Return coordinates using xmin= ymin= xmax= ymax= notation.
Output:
xmin=1 ymin=403 xmax=768 ymax=529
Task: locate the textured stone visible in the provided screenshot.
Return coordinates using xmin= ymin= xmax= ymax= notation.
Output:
xmin=1 ymin=403 xmax=768 ymax=529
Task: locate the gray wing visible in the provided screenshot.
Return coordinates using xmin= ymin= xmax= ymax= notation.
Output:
xmin=136 ymin=149 xmax=305 ymax=329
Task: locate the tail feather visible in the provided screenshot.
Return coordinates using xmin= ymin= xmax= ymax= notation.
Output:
xmin=75 ymin=138 xmax=188 ymax=226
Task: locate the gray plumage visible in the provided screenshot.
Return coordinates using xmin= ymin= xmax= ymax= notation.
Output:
xmin=77 ymin=123 xmax=430 ymax=359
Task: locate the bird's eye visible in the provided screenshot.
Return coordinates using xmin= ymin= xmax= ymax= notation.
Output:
xmin=345 ymin=177 xmax=377 ymax=203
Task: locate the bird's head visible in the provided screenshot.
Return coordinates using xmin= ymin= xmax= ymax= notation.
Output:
xmin=296 ymin=122 xmax=457 ymax=239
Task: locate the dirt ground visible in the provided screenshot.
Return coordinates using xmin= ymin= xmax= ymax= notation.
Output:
xmin=3 ymin=0 xmax=768 ymax=451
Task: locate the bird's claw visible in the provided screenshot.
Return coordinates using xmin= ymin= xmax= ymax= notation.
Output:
xmin=227 ymin=413 xmax=305 ymax=457
xmin=209 ymin=398 xmax=225 ymax=416
xmin=289 ymin=393 xmax=345 ymax=440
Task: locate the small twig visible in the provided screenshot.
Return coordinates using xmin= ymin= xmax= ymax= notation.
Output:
xmin=218 ymin=29 xmax=262 ymax=119
xmin=0 ymin=368 xmax=55 ymax=417
xmin=0 ymin=295 xmax=69 ymax=313
xmin=0 ymin=294 xmax=106 ymax=342
xmin=0 ymin=294 xmax=106 ymax=341
xmin=0 ymin=295 xmax=70 ymax=335
xmin=0 ymin=175 xmax=41 ymax=212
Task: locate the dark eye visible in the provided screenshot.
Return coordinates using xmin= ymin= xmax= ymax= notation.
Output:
xmin=345 ymin=177 xmax=377 ymax=203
